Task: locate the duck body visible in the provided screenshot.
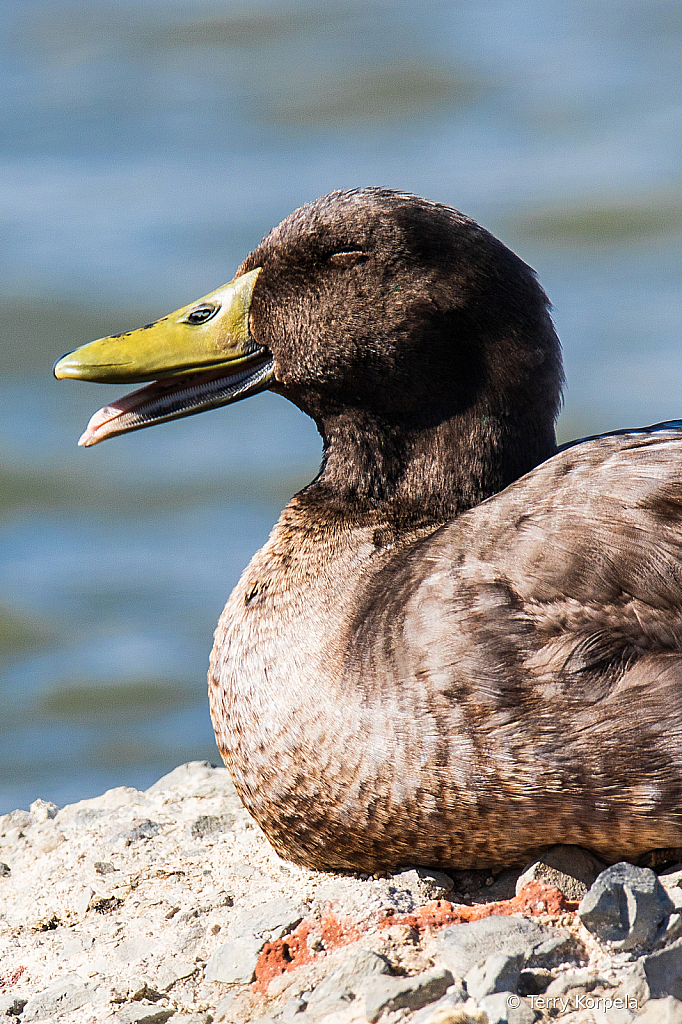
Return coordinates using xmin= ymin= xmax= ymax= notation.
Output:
xmin=211 ymin=426 xmax=682 ymax=872
xmin=55 ymin=188 xmax=682 ymax=872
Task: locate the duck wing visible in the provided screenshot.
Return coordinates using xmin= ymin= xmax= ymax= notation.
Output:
xmin=353 ymin=422 xmax=682 ymax=863
xmin=461 ymin=421 xmax=682 ymax=668
xmin=352 ymin=422 xmax=682 ymax=694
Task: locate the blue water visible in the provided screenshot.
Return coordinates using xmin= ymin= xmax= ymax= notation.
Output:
xmin=1 ymin=0 xmax=682 ymax=813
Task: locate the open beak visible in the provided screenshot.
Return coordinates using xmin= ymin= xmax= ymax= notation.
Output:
xmin=53 ymin=268 xmax=273 ymax=446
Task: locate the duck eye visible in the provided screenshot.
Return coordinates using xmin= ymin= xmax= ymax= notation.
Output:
xmin=329 ymin=250 xmax=367 ymax=267
xmin=185 ymin=305 xmax=218 ymax=325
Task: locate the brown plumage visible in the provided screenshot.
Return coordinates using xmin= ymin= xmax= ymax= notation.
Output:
xmin=60 ymin=189 xmax=682 ymax=873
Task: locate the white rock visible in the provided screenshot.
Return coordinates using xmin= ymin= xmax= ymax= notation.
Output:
xmin=29 ymin=798 xmax=59 ymax=822
xmin=227 ymin=896 xmax=306 ymax=941
xmin=56 ymin=786 xmax=146 ymax=823
xmin=204 ymin=936 xmax=264 ymax=984
xmin=73 ymin=886 xmax=96 ymax=917
xmin=634 ymin=996 xmax=682 ymax=1023
xmin=21 ymin=972 xmax=93 ymax=1021
xmin=155 ymin=957 xmax=197 ymax=990
xmin=109 ymin=1004 xmax=175 ymax=1024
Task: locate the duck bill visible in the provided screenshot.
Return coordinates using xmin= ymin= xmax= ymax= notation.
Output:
xmin=53 ymin=268 xmax=274 ymax=446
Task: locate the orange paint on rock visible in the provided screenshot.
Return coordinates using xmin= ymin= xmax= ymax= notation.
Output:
xmin=511 ymin=881 xmax=578 ymax=917
xmin=253 ymin=882 xmax=576 ymax=994
xmin=253 ymin=911 xmax=360 ymax=993
xmin=378 ymin=881 xmax=577 ymax=935
xmin=0 ymin=966 xmax=26 ymax=989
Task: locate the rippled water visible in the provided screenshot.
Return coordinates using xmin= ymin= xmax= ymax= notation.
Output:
xmin=1 ymin=0 xmax=682 ymax=812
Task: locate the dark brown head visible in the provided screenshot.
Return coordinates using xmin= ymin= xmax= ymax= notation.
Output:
xmin=55 ymin=188 xmax=563 ymax=519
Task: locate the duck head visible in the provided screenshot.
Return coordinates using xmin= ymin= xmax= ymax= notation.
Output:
xmin=55 ymin=188 xmax=563 ymax=516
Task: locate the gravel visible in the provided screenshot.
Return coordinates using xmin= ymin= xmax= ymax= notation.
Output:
xmin=2 ymin=761 xmax=682 ymax=1023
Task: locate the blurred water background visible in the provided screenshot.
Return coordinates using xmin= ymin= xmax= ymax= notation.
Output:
xmin=1 ymin=0 xmax=681 ymax=813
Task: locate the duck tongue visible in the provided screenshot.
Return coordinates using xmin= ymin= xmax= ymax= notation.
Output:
xmin=79 ymin=357 xmax=273 ymax=446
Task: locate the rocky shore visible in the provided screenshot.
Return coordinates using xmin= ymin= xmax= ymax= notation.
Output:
xmin=1 ymin=761 xmax=682 ymax=1024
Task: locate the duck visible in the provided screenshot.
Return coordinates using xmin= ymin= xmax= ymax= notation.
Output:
xmin=54 ymin=188 xmax=682 ymax=874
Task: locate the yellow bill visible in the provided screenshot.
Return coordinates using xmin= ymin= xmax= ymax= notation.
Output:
xmin=54 ymin=268 xmax=274 ymax=446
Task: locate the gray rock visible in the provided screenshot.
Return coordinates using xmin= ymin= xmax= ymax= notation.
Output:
xmin=532 ymin=931 xmax=578 ymax=964
xmin=64 ymin=808 xmax=108 ymax=827
xmin=15 ymin=758 xmax=682 ymax=1024
xmin=60 ymin=933 xmax=94 ymax=960
xmin=364 ymin=965 xmax=455 ymax=1023
xmin=0 ymin=862 xmax=10 ymax=876
xmin=228 ymin=896 xmax=306 ymax=943
xmin=73 ymin=886 xmax=95 ymax=917
xmin=304 ymin=948 xmax=392 ymax=1015
xmin=464 ymin=952 xmax=523 ymax=1001
xmin=515 ymin=845 xmax=606 ymax=901
xmin=94 ymin=860 xmax=116 ymax=874
xmin=112 ymin=976 xmax=160 ymax=1003
xmin=190 ymin=814 xmax=235 ymax=838
xmin=598 ymin=992 xmax=638 ymax=1024
xmin=0 ymin=992 xmax=28 ymax=1016
xmin=56 ymin=785 xmax=143 ymax=823
xmin=635 ymin=996 xmax=682 ymax=1023
xmin=111 ymin=1006 xmax=175 ymax=1024
xmin=665 ymin=889 xmax=682 ymax=912
xmin=204 ymin=935 xmax=264 ymax=985
xmin=655 ymin=912 xmax=682 ymax=946
xmin=640 ymin=937 xmax=682 ymax=1000
xmin=410 ymin=982 xmax=467 ymax=1024
xmin=229 ymin=861 xmax=265 ymax=880
xmin=614 ymin=961 xmax=651 ymax=1007
xmin=478 ymin=991 xmax=537 ymax=1024
xmin=390 ymin=867 xmax=455 ymax=901
xmin=112 ymin=819 xmax=163 ymax=846
xmin=436 ymin=915 xmax=576 ymax=978
xmin=573 ymin=991 xmax=638 ymax=1024
xmin=538 ymin=971 xmax=623 ymax=1019
xmin=21 ymin=973 xmax=92 ymax=1021
xmin=578 ymin=862 xmax=675 ymax=949
xmin=517 ymin=968 xmax=552 ymax=996
xmin=658 ymin=874 xmax=682 ymax=941
xmin=203 ymin=897 xmax=306 ymax=990
xmin=544 ymin=969 xmax=607 ymax=999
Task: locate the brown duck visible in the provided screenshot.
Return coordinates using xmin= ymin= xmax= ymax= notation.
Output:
xmin=55 ymin=188 xmax=682 ymax=874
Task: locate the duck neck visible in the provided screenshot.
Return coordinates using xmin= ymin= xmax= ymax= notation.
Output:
xmin=309 ymin=404 xmax=558 ymax=524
